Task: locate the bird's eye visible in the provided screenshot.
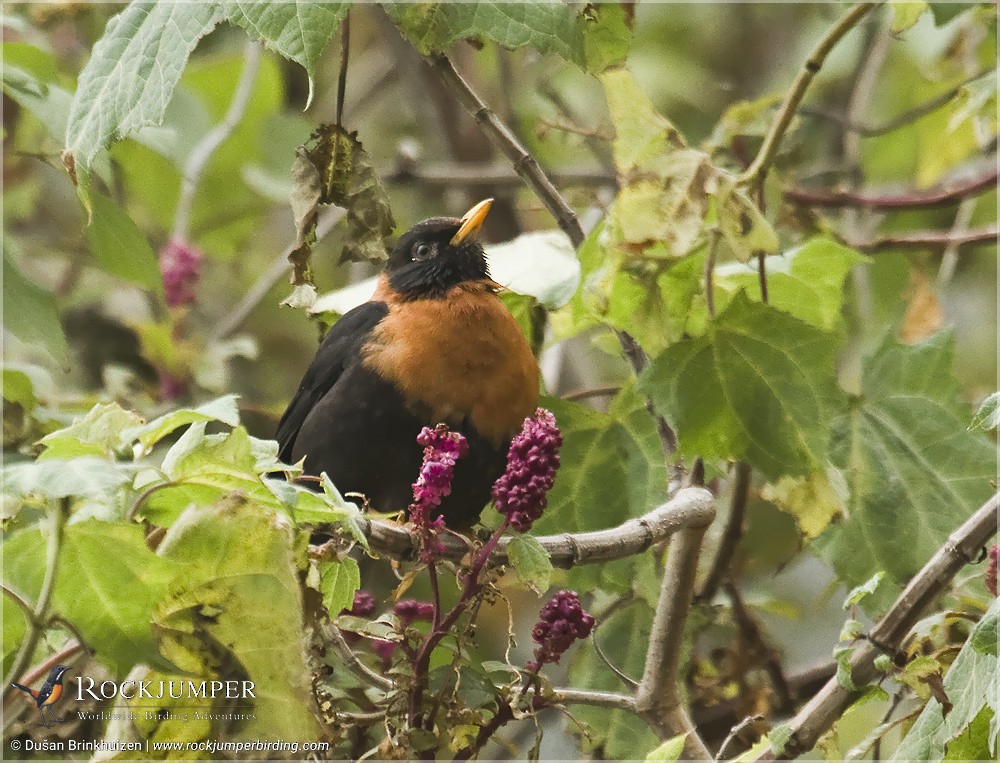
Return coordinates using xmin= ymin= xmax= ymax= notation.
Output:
xmin=413 ymin=242 xmax=434 ymax=260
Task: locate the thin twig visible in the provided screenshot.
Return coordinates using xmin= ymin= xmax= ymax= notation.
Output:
xmin=698 ymin=462 xmax=753 ymax=602
xmin=385 ymin=161 xmax=615 ymax=189
xmin=324 ymin=622 xmax=394 ymax=692
xmin=425 ymin=54 xmax=584 ymax=246
xmin=561 ymin=385 xmax=622 ymax=402
xmin=755 ymin=491 xmax=1000 ymax=760
xmin=173 ymin=41 xmax=263 ymax=241
xmin=2 ymin=499 xmax=68 ymax=703
xmin=717 ymin=714 xmax=766 ymax=761
xmin=209 ymin=207 xmax=345 ymax=342
xmin=740 ymin=3 xmax=879 ymax=188
xmin=723 ymin=582 xmax=792 ymax=711
xmin=347 ymin=486 xmax=715 ymax=566
xmin=335 ymin=12 xmax=350 ymax=127
xmin=636 ymin=525 xmax=714 ymax=760
xmin=551 ymin=687 xmax=638 ymax=712
xmin=785 ymin=169 xmax=998 ymax=210
xmin=848 ymin=226 xmax=998 ymax=252
xmin=937 ymin=197 xmax=978 ymax=285
xmin=799 ymin=68 xmax=993 ymax=137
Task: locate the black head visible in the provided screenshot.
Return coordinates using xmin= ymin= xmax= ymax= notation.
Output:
xmin=385 ymin=199 xmax=493 ymax=299
xmin=48 ymin=665 xmax=71 ymax=682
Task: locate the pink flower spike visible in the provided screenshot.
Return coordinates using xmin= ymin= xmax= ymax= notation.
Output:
xmin=493 ymin=408 xmax=562 ymax=533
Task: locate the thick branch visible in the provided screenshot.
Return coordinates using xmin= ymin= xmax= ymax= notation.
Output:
xmin=636 ymin=525 xmax=713 ymax=760
xmin=740 ymin=3 xmax=878 ymax=187
xmin=349 ymin=487 xmax=715 ymax=566
xmin=848 ymin=226 xmax=997 ymax=252
xmin=785 ymin=169 xmax=998 ymax=210
xmin=756 ymin=491 xmax=1000 ymax=760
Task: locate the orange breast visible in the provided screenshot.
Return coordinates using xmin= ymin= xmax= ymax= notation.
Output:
xmin=362 ymin=282 xmax=539 ymax=443
xmin=43 ymin=684 xmax=62 ymax=705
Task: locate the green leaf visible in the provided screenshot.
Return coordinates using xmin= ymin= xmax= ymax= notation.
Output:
xmin=2 ymin=368 xmax=37 ymax=412
xmin=583 ymin=2 xmax=632 ymax=74
xmin=4 ymin=522 xmax=181 ymax=675
xmin=843 ymin=571 xmax=887 ymax=609
xmin=385 ymin=1 xmax=585 ymax=64
xmin=39 ymin=401 xmax=143 ymax=458
xmin=833 ymin=645 xmax=858 ymax=691
xmin=971 ymin=392 xmax=1000 ymax=431
xmin=715 ymin=174 xmax=779 ymax=263
xmin=65 ymin=1 xmax=224 ymax=175
xmin=2 ymin=457 xmax=137 ymax=501
xmin=124 ymin=394 xmax=241 ymax=451
xmin=146 ymin=494 xmax=320 ymax=741
xmin=506 ymin=534 xmax=553 ymax=595
xmin=769 ymin=724 xmax=793 ymax=758
xmin=816 ymin=334 xmax=998 ymax=588
xmin=714 ymin=238 xmax=867 ymax=331
xmin=85 ymin=192 xmax=165 ymax=297
xmin=972 ymin=606 xmax=998 ymax=657
xmin=889 ymin=0 xmax=929 ymax=35
xmin=892 ymin=598 xmax=1000 ymax=761
xmin=645 ymin=734 xmax=687 ymax=762
xmin=222 ymin=1 xmax=348 ymax=108
xmin=640 ymin=293 xmax=841 ymax=478
xmin=3 ymin=241 xmax=68 ymax=361
xmin=317 ymin=557 xmax=360 ymax=616
xmin=1 ymin=49 xmax=73 ymax=145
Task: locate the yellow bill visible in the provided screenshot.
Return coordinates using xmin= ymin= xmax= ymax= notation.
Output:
xmin=450 ymin=198 xmax=494 ymax=245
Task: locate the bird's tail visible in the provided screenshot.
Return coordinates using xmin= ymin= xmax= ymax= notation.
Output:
xmin=10 ymin=682 xmax=32 ymax=695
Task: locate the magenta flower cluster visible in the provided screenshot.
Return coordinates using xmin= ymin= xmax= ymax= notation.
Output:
xmin=409 ymin=424 xmax=469 ymax=560
xmin=528 ymin=590 xmax=594 ymax=671
xmin=344 ymin=590 xmax=377 ymax=617
xmin=158 ymin=238 xmax=203 ymax=308
xmin=493 ymin=408 xmax=563 ymax=532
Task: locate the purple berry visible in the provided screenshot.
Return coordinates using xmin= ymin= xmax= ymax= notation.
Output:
xmin=529 ymin=590 xmax=594 ymax=668
xmin=158 ymin=238 xmax=203 ymax=308
xmin=493 ymin=409 xmax=562 ymax=533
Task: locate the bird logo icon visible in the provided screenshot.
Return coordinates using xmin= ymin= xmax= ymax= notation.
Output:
xmin=10 ymin=664 xmax=71 ymax=727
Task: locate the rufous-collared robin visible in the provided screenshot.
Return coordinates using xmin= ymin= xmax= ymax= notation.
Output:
xmin=277 ymin=199 xmax=540 ymax=528
xmin=11 ymin=664 xmax=71 ymax=727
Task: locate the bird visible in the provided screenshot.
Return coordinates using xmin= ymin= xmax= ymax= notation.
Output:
xmin=276 ymin=199 xmax=540 ymax=528
xmin=11 ymin=664 xmax=71 ymax=727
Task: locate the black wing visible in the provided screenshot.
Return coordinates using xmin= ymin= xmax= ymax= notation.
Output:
xmin=276 ymin=301 xmax=389 ymax=463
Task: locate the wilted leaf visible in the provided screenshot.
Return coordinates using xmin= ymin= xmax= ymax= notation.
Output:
xmin=293 ymin=124 xmax=395 ymax=266
xmin=900 ymin=269 xmax=943 ymax=344
xmin=715 ymin=174 xmax=779 ymax=263
xmin=599 ymin=67 xmax=714 ymax=260
xmin=761 ymin=467 xmax=847 ymax=539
